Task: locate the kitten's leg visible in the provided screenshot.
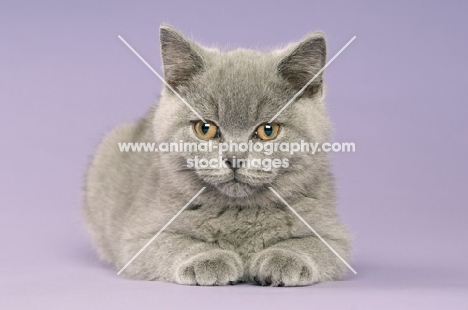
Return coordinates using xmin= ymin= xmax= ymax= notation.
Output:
xmin=249 ymin=236 xmax=350 ymax=286
xmin=116 ymin=232 xmax=244 ymax=285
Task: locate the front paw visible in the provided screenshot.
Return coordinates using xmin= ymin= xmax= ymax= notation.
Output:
xmin=250 ymin=248 xmax=318 ymax=287
xmin=175 ymin=249 xmax=243 ymax=286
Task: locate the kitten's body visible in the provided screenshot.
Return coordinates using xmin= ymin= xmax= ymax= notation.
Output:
xmin=83 ymin=26 xmax=351 ymax=286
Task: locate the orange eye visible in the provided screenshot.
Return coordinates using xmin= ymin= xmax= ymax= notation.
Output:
xmin=194 ymin=120 xmax=219 ymax=140
xmin=256 ymin=123 xmax=280 ymax=140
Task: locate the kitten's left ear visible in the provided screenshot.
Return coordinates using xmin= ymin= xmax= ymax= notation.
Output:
xmin=160 ymin=25 xmax=205 ymax=89
xmin=277 ymin=32 xmax=326 ymax=96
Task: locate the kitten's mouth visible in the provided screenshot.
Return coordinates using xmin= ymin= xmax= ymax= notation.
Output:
xmin=195 ymin=167 xmax=276 ymax=198
xmin=214 ymin=178 xmax=261 ymax=198
xmin=212 ymin=171 xmax=276 ymax=198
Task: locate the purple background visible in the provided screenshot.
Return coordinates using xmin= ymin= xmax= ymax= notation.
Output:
xmin=1 ymin=0 xmax=467 ymax=309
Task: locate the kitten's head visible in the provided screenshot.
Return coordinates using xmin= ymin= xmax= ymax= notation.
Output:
xmin=153 ymin=25 xmax=331 ymax=199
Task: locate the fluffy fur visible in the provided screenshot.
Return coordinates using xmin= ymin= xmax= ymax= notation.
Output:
xmin=83 ymin=25 xmax=351 ymax=286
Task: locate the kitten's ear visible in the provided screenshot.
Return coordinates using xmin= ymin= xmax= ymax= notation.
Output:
xmin=277 ymin=32 xmax=326 ymax=96
xmin=160 ymin=25 xmax=204 ymax=89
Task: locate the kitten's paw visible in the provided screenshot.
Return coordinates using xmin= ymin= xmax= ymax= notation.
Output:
xmin=250 ymin=248 xmax=318 ymax=287
xmin=176 ymin=249 xmax=243 ymax=286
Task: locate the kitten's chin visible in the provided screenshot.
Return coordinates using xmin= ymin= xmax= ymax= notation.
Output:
xmin=214 ymin=181 xmax=261 ymax=198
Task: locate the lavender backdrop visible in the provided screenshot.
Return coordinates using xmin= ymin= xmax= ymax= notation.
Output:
xmin=1 ymin=0 xmax=467 ymax=309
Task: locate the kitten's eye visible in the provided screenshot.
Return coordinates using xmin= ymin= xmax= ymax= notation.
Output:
xmin=194 ymin=120 xmax=219 ymax=140
xmin=256 ymin=123 xmax=280 ymax=140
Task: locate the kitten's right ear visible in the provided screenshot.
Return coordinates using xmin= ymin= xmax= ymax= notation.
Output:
xmin=160 ymin=25 xmax=204 ymax=89
xmin=277 ymin=32 xmax=326 ymax=97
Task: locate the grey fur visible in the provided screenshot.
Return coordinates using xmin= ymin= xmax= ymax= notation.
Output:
xmin=83 ymin=25 xmax=351 ymax=286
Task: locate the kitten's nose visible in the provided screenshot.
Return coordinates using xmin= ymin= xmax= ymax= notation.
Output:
xmin=224 ymin=155 xmax=245 ymax=172
xmin=223 ymin=147 xmax=248 ymax=171
xmin=224 ymin=157 xmax=238 ymax=171
xmin=225 ymin=159 xmax=238 ymax=172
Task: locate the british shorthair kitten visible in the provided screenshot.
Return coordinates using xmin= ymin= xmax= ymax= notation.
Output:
xmin=83 ymin=25 xmax=351 ymax=286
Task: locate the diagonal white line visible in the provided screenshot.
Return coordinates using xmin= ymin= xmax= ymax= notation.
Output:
xmin=117 ymin=187 xmax=206 ymax=275
xmin=269 ymin=187 xmax=357 ymax=275
xmin=118 ymin=35 xmax=207 ymax=123
xmin=269 ymin=36 xmax=356 ymax=123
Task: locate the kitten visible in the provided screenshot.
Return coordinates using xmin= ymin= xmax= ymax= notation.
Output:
xmin=83 ymin=25 xmax=351 ymax=286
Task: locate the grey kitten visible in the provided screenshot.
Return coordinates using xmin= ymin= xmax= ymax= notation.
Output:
xmin=83 ymin=25 xmax=351 ymax=286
